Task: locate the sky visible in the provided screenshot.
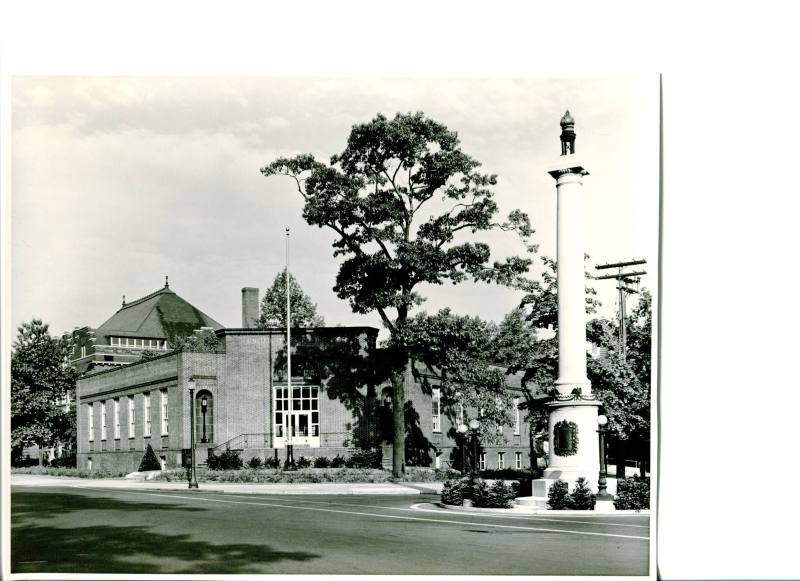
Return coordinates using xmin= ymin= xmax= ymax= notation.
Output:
xmin=11 ymin=76 xmax=659 ymax=338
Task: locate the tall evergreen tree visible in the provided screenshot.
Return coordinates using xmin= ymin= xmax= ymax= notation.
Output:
xmin=258 ymin=269 xmax=324 ymax=328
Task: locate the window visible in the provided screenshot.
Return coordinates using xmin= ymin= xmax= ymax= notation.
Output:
xmin=128 ymin=396 xmax=135 ymax=437
xmin=113 ymin=399 xmax=120 ymax=439
xmin=144 ymin=393 xmax=151 ymax=437
xmin=515 ymin=451 xmax=522 ymax=469
xmin=88 ymin=404 xmax=94 ymax=441
xmin=100 ymin=401 xmax=107 ymax=440
xmin=161 ymin=390 xmax=169 ymax=434
xmin=479 ymin=453 xmax=486 ymax=471
xmin=273 ymin=386 xmax=318 ymax=443
xmin=513 ymin=397 xmax=520 ymax=435
xmin=498 ymin=452 xmax=505 ymax=469
xmin=431 ymin=388 xmax=441 ymax=433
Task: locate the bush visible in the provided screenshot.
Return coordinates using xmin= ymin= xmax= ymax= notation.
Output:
xmin=613 ymin=476 xmax=650 ymax=510
xmin=262 ymin=455 xmax=280 ymax=469
xmin=206 ymin=449 xmax=243 ymax=470
xmin=313 ymin=456 xmax=331 ymax=468
xmin=473 ymin=480 xmax=517 ymax=508
xmin=570 ymin=477 xmax=596 ymax=510
xmin=138 ymin=444 xmax=162 ymax=471
xmin=547 ymin=479 xmax=572 ymax=510
xmin=247 ymin=456 xmax=263 ymax=469
xmin=50 ymin=450 xmax=77 ymax=468
xmin=11 ymin=466 xmax=127 ymax=478
xmin=296 ymin=456 xmax=311 ymax=468
xmin=329 ymin=454 xmax=346 ymax=468
xmin=441 ymin=478 xmax=470 ymax=505
xmin=346 ymin=449 xmax=382 ymax=469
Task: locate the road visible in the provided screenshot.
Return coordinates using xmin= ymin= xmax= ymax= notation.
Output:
xmin=11 ymin=484 xmax=650 ymax=575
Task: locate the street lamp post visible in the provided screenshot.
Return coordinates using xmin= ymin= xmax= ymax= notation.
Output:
xmin=457 ymin=424 xmax=468 ymax=474
xmin=188 ymin=378 xmax=199 ymax=489
xmin=469 ymin=419 xmax=480 ymax=478
xmin=200 ymin=396 xmax=208 ymax=443
xmin=596 ymin=414 xmax=612 ymax=500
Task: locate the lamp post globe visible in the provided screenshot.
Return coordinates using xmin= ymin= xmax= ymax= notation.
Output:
xmin=457 ymin=424 xmax=468 ymax=474
xmin=596 ymin=414 xmax=611 ymax=499
xmin=468 ymin=420 xmax=480 ymax=477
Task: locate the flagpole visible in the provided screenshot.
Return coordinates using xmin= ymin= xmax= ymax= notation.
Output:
xmin=285 ymin=227 xmax=294 ymax=469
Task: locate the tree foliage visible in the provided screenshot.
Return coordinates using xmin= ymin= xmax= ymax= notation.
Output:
xmin=262 ymin=112 xmax=533 ymax=475
xmin=494 ymin=255 xmax=651 ymax=468
xmin=259 ymin=269 xmax=324 ymax=328
xmin=170 ymin=328 xmax=220 ymax=353
xmin=11 ymin=319 xmax=76 ymax=460
xmin=398 ymin=308 xmax=511 ymax=444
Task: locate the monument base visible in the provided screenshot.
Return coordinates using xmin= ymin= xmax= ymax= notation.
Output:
xmin=594 ymin=499 xmax=616 ymax=513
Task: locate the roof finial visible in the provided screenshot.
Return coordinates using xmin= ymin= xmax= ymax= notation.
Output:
xmin=165 ymin=275 xmax=169 ymax=289
xmin=122 ymin=295 xmax=126 ymax=307
xmin=560 ymin=110 xmax=576 ymax=156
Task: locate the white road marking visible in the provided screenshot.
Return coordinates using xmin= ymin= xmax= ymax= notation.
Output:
xmin=216 ymin=494 xmax=649 ymax=529
xmin=72 ymin=486 xmax=649 ymax=541
xmin=407 ymin=502 xmax=651 ymax=528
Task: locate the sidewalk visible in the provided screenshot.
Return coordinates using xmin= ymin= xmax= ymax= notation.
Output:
xmin=10 ymin=473 xmax=440 ymax=496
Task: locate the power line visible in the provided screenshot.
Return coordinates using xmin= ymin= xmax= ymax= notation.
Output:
xmin=594 ymin=259 xmax=647 ymax=360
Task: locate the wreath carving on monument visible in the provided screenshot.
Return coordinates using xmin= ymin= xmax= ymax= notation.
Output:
xmin=553 ymin=420 xmax=579 ymax=456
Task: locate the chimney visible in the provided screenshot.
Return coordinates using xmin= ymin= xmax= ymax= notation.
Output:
xmin=241 ymin=287 xmax=259 ymax=329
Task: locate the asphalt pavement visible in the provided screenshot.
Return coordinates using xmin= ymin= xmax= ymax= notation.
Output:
xmin=11 ymin=480 xmax=650 ymax=575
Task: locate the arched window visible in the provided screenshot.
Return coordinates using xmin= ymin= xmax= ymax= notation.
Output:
xmin=194 ymin=390 xmax=214 ymax=444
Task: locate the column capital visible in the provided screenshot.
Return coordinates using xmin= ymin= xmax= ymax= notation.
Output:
xmin=547 ymin=157 xmax=589 ymax=180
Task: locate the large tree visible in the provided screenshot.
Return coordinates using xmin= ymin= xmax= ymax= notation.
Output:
xmin=11 ymin=319 xmax=76 ymax=464
xmin=398 ymin=309 xmax=512 ymax=445
xmin=262 ymin=112 xmax=533 ymax=476
xmin=259 ymin=269 xmax=324 ymax=328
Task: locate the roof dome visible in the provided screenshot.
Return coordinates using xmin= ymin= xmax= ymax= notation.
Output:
xmin=560 ymin=110 xmax=575 ymax=127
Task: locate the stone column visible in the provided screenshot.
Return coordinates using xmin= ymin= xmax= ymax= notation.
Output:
xmin=542 ymin=157 xmax=601 ymax=489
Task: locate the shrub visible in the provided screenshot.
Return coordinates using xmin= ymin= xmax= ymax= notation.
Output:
xmin=346 ymin=448 xmax=381 ymax=469
xmin=138 ymin=444 xmax=162 ymax=471
xmin=296 ymin=456 xmax=311 ymax=469
xmin=570 ymin=477 xmax=596 ymax=510
xmin=50 ymin=450 xmax=77 ymax=468
xmin=330 ymin=454 xmax=346 ymax=468
xmin=441 ymin=478 xmax=470 ymax=505
xmin=264 ymin=455 xmax=281 ymax=469
xmin=547 ymin=479 xmax=572 ymax=510
xmin=207 ymin=449 xmax=243 ymax=470
xmin=472 ymin=480 xmax=517 ymax=508
xmin=613 ymin=476 xmax=650 ymax=510
xmin=313 ymin=456 xmax=331 ymax=468
xmin=247 ymin=456 xmax=263 ymax=469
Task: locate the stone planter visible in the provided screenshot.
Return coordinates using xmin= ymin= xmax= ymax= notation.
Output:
xmin=462 ymin=498 xmax=473 ymax=508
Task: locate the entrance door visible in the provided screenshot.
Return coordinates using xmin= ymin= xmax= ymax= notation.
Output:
xmin=273 ymin=386 xmax=320 ymax=449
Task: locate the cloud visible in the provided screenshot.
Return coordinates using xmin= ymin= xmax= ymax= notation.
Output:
xmin=11 ymin=76 xmax=658 ymax=336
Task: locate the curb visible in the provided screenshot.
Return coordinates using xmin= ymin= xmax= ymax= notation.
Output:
xmin=435 ymin=502 xmax=650 ymax=516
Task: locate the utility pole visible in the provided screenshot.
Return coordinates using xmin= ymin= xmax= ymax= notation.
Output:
xmin=594 ymin=259 xmax=647 ymax=360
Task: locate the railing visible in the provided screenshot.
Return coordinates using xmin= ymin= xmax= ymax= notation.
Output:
xmin=213 ymin=430 xmax=381 ymax=453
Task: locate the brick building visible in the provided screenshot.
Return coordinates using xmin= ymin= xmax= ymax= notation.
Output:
xmin=76 ymin=287 xmax=531 ymax=473
xmin=70 ymin=278 xmax=223 ymax=375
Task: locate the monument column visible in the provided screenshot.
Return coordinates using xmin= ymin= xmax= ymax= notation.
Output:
xmin=542 ymin=111 xmax=601 ymax=488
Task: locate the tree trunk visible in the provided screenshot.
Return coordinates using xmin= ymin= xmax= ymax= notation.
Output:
xmin=390 ymin=360 xmax=409 ymax=478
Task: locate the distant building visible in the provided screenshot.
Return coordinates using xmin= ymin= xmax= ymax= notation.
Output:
xmin=70 ymin=279 xmax=222 ymax=375
xmin=76 ymin=286 xmax=531 ymax=473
